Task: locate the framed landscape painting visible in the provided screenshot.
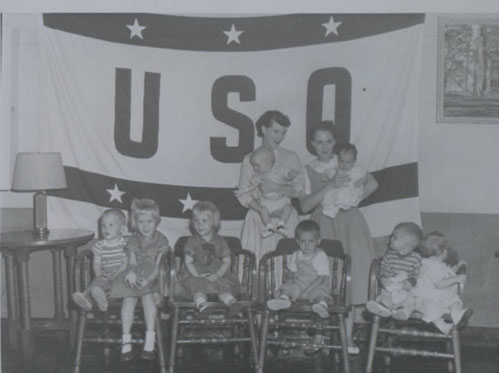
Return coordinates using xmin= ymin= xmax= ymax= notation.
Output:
xmin=437 ymin=17 xmax=499 ymax=123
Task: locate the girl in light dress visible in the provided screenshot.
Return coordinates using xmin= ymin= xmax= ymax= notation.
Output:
xmin=111 ymin=199 xmax=170 ymax=361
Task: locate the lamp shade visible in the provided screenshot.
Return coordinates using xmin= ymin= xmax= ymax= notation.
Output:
xmin=11 ymin=152 xmax=67 ymax=191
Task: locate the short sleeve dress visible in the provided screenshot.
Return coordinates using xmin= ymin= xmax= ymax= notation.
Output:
xmin=179 ymin=233 xmax=241 ymax=297
xmin=110 ymin=231 xmax=170 ymax=298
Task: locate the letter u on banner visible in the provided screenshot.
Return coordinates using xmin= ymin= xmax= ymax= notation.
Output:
xmin=114 ymin=68 xmax=160 ymax=159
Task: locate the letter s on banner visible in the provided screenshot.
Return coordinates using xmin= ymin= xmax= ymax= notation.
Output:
xmin=211 ymin=75 xmax=256 ymax=163
xmin=306 ymin=68 xmax=352 ymax=155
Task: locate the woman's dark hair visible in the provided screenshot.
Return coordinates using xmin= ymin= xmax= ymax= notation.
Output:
xmin=310 ymin=121 xmax=337 ymax=141
xmin=255 ymin=110 xmax=291 ymax=137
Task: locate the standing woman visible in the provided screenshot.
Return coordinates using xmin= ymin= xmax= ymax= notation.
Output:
xmin=236 ymin=111 xmax=305 ymax=274
xmin=299 ymin=122 xmax=378 ymax=352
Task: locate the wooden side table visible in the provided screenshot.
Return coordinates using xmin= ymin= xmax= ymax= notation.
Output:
xmin=0 ymin=229 xmax=94 ymax=363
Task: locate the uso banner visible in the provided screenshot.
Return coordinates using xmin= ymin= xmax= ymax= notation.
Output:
xmin=40 ymin=13 xmax=424 ymax=243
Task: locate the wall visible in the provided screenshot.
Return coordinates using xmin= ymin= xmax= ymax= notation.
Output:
xmin=1 ymin=14 xmax=499 ymax=326
xmin=417 ymin=14 xmax=499 ymax=327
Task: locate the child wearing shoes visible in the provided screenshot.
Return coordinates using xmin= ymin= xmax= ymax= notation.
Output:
xmin=413 ymin=231 xmax=472 ymax=334
xmin=110 ymin=199 xmax=170 ymax=362
xmin=235 ymin=146 xmax=298 ymax=238
xmin=267 ymin=220 xmax=333 ymax=332
xmin=72 ymin=209 xmax=128 ymax=312
xmin=366 ymin=222 xmax=423 ymax=320
xmin=322 ymin=143 xmax=367 ymax=219
xmin=179 ymin=201 xmax=242 ymax=314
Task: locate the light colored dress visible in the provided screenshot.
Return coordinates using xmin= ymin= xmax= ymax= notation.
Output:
xmin=302 ymin=156 xmax=375 ymax=305
xmin=322 ymin=164 xmax=366 ymax=218
xmin=237 ymin=147 xmax=305 ymax=266
xmin=178 ymin=233 xmax=241 ymax=297
xmin=413 ymin=258 xmax=463 ymax=323
xmin=110 ymin=231 xmax=169 ymax=298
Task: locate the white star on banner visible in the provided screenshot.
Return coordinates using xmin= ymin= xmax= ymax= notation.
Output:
xmin=126 ymin=18 xmax=146 ymax=40
xmin=179 ymin=193 xmax=198 ymax=213
xmin=106 ymin=184 xmax=126 ymax=204
xmin=322 ymin=16 xmax=342 ymax=37
xmin=223 ymin=24 xmax=244 ymax=45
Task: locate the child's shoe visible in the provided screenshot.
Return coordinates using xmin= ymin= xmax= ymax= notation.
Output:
xmin=72 ymin=292 xmax=92 ymax=311
xmin=366 ymin=300 xmax=391 ymax=318
xmin=451 ymin=308 xmax=473 ymax=327
xmin=266 ymin=296 xmax=291 ymax=311
xmin=391 ymin=307 xmax=411 ymax=321
xmin=312 ymin=302 xmax=329 ymax=318
xmin=198 ymin=301 xmax=217 ymax=314
xmin=261 ymin=224 xmax=275 ymax=238
xmin=275 ymin=221 xmax=289 ymax=237
xmin=433 ymin=319 xmax=453 ymax=335
xmin=227 ymin=298 xmax=245 ymax=315
xmin=90 ymin=287 xmax=108 ymax=312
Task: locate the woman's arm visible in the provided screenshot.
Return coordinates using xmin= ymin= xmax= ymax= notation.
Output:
xmin=360 ymin=173 xmax=378 ymax=200
xmin=236 ymin=156 xmax=260 ymax=211
xmin=435 ymin=274 xmax=466 ymax=289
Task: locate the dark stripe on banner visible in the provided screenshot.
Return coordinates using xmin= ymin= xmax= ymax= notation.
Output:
xmin=48 ymin=162 xmax=418 ymax=220
xmin=43 ymin=13 xmax=425 ymax=52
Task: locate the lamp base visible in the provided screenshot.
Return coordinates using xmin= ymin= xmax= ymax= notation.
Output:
xmin=33 ymin=191 xmax=49 ymax=241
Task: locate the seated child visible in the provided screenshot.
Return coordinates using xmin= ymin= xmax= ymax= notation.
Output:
xmin=366 ymin=222 xmax=423 ymax=320
xmin=179 ymin=201 xmax=242 ymax=313
xmin=235 ymin=146 xmax=298 ymax=237
xmin=413 ymin=231 xmax=472 ymax=334
xmin=267 ymin=220 xmax=333 ymax=316
xmin=322 ymin=143 xmax=366 ymax=218
xmin=72 ymin=209 xmax=128 ymax=312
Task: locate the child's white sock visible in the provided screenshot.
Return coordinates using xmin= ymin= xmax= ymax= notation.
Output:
xmin=122 ymin=334 xmax=132 ymax=353
xmin=144 ymin=331 xmax=155 ymax=352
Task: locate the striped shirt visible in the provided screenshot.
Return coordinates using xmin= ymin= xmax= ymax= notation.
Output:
xmin=92 ymin=237 xmax=127 ymax=277
xmin=379 ymin=249 xmax=421 ymax=283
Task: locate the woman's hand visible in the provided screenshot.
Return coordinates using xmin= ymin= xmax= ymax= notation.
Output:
xmin=331 ymin=172 xmax=351 ymax=188
xmin=125 ymin=271 xmax=138 ymax=289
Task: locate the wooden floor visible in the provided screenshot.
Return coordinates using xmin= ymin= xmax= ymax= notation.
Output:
xmin=2 ymin=327 xmax=498 ymax=373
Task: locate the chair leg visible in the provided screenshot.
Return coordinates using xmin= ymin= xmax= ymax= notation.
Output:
xmin=168 ymin=308 xmax=179 ymax=373
xmin=72 ymin=312 xmax=86 ymax=373
xmin=451 ymin=328 xmax=462 ymax=373
xmin=156 ymin=313 xmax=167 ymax=373
xmin=446 ymin=340 xmax=455 ymax=373
xmin=338 ymin=313 xmax=350 ymax=373
xmin=365 ymin=315 xmax=380 ymax=373
xmin=247 ymin=307 xmax=259 ymax=371
xmin=258 ymin=309 xmax=270 ymax=373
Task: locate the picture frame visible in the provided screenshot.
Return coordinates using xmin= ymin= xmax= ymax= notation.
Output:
xmin=437 ymin=16 xmax=499 ymax=124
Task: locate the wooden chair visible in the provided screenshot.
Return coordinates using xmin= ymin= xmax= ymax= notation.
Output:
xmin=365 ymin=258 xmax=470 ymax=373
xmin=258 ymin=238 xmax=352 ymax=373
xmin=168 ymin=236 xmax=259 ymax=373
xmin=71 ymin=248 xmax=168 ymax=373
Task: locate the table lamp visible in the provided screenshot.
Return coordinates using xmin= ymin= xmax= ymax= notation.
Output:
xmin=11 ymin=152 xmax=68 ymax=240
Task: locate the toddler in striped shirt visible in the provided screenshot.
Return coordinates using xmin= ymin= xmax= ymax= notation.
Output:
xmin=72 ymin=209 xmax=128 ymax=312
xmin=366 ymin=222 xmax=423 ymax=320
